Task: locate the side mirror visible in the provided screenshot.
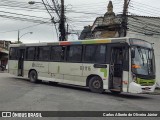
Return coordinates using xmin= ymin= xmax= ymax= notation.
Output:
xmin=131 ymin=48 xmax=135 ymax=58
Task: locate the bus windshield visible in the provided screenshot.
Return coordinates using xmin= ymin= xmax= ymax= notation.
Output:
xmin=131 ymin=46 xmax=155 ymax=77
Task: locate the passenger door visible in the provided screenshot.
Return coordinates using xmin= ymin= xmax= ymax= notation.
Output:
xmin=108 ymin=44 xmax=129 ymax=92
xmin=18 ymin=48 xmax=25 ymax=76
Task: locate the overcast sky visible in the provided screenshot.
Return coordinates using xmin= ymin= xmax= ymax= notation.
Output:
xmin=0 ymin=0 xmax=159 ymax=43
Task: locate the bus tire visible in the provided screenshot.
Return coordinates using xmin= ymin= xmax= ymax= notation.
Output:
xmin=29 ymin=70 xmax=38 ymax=83
xmin=89 ymin=76 xmax=104 ymax=93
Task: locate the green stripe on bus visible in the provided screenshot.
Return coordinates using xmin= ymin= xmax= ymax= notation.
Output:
xmin=100 ymin=68 xmax=107 ymax=78
xmin=137 ymin=78 xmax=155 ymax=86
xmin=82 ymin=40 xmax=97 ymax=44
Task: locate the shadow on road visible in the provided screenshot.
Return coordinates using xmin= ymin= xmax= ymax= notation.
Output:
xmin=11 ymin=77 xmax=151 ymax=100
xmin=103 ymin=92 xmax=151 ymax=100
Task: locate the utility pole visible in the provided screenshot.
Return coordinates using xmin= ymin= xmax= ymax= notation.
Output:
xmin=51 ymin=0 xmax=66 ymax=41
xmin=18 ymin=30 xmax=20 ymax=43
xmin=59 ymin=0 xmax=66 ymax=41
xmin=66 ymin=24 xmax=69 ymax=40
xmin=120 ymin=0 xmax=131 ymax=37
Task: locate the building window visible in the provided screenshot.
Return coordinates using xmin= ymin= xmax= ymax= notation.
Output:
xmin=51 ymin=46 xmax=65 ymax=61
xmin=84 ymin=45 xmax=106 ymax=63
xmin=66 ymin=45 xmax=82 ymax=62
xmin=38 ymin=47 xmax=50 ymax=61
xmin=9 ymin=47 xmax=17 ymax=60
xmin=26 ymin=47 xmax=36 ymax=60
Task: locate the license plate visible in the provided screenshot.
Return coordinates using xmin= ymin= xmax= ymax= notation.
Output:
xmin=144 ymin=87 xmax=151 ymax=91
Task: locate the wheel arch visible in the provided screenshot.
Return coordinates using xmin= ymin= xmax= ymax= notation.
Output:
xmin=86 ymin=74 xmax=102 ymax=87
xmin=28 ymin=69 xmax=37 ymax=78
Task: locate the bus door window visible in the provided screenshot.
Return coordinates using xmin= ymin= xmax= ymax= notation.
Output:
xmin=18 ymin=49 xmax=25 ymax=76
xmin=109 ymin=47 xmax=123 ymax=90
xmin=114 ymin=49 xmax=123 ymax=78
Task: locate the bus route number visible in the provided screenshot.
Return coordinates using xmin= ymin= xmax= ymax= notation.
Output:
xmin=80 ymin=66 xmax=91 ymax=71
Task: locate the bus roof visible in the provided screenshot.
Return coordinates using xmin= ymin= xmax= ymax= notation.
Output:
xmin=10 ymin=37 xmax=152 ymax=47
xmin=10 ymin=37 xmax=130 ymax=47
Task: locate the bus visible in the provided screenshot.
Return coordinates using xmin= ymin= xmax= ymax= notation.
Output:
xmin=8 ymin=37 xmax=156 ymax=94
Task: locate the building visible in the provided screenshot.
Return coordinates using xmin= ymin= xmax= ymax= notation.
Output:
xmin=79 ymin=1 xmax=122 ymax=39
xmin=79 ymin=0 xmax=160 ymax=87
xmin=79 ymin=25 xmax=92 ymax=40
xmin=0 ymin=40 xmax=11 ymax=69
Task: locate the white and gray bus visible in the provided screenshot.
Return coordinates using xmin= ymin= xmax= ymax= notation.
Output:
xmin=8 ymin=37 xmax=156 ymax=94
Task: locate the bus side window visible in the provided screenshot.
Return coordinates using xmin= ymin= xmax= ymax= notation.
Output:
xmin=26 ymin=47 xmax=36 ymax=60
xmin=66 ymin=45 xmax=82 ymax=62
xmin=51 ymin=46 xmax=65 ymax=61
xmin=95 ymin=45 xmax=106 ymax=63
xmin=84 ymin=45 xmax=106 ymax=63
xmin=84 ymin=45 xmax=96 ymax=63
xmin=38 ymin=47 xmax=50 ymax=61
xmin=9 ymin=47 xmax=18 ymax=60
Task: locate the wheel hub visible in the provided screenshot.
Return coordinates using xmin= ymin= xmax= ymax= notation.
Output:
xmin=93 ymin=80 xmax=100 ymax=89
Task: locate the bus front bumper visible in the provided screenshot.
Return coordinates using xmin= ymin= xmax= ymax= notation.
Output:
xmin=128 ymin=82 xmax=156 ymax=93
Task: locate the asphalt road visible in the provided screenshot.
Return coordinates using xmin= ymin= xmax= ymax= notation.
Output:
xmin=0 ymin=73 xmax=160 ymax=120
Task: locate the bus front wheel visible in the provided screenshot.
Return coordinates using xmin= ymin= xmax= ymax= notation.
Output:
xmin=89 ymin=76 xmax=104 ymax=93
xmin=29 ymin=70 xmax=38 ymax=83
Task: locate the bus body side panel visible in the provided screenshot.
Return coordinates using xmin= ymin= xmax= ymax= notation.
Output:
xmin=23 ymin=61 xmax=50 ymax=79
xmin=82 ymin=63 xmax=110 ymax=89
xmin=8 ymin=60 xmax=18 ymax=76
xmin=59 ymin=63 xmax=85 ymax=86
xmin=48 ymin=62 xmax=86 ymax=86
xmin=48 ymin=62 xmax=63 ymax=80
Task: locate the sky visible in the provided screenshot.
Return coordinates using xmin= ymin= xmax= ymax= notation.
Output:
xmin=0 ymin=0 xmax=160 ymax=43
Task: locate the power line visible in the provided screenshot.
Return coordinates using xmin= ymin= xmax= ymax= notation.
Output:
xmin=0 ymin=10 xmax=49 ymax=20
xmin=130 ymin=1 xmax=160 ymax=13
xmin=0 ymin=14 xmax=52 ymax=24
xmin=0 ymin=5 xmax=48 ymax=13
xmin=129 ymin=7 xmax=160 ymax=17
xmin=0 ymin=20 xmax=52 ymax=34
xmin=129 ymin=1 xmax=160 ymax=17
xmin=129 ymin=15 xmax=160 ymax=29
xmin=42 ymin=0 xmax=53 ymax=18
